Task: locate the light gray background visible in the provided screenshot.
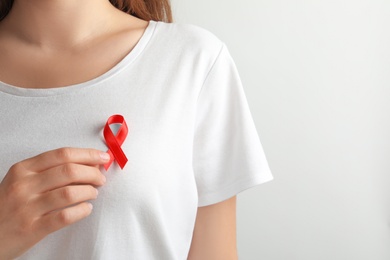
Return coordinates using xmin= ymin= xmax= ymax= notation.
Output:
xmin=170 ymin=0 xmax=390 ymax=259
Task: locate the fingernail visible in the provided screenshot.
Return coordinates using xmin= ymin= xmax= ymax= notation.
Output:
xmin=88 ymin=203 xmax=93 ymax=210
xmin=100 ymin=152 xmax=110 ymax=162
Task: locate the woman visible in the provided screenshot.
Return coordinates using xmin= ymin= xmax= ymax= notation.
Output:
xmin=0 ymin=0 xmax=273 ymax=259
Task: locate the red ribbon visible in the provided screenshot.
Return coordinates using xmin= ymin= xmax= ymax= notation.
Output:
xmin=103 ymin=114 xmax=128 ymax=170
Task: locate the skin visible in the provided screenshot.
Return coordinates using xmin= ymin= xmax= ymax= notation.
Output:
xmin=0 ymin=147 xmax=109 ymax=259
xmin=188 ymin=196 xmax=238 ymax=260
xmin=0 ymin=0 xmax=149 ymax=88
xmin=0 ymin=0 xmax=238 ymax=259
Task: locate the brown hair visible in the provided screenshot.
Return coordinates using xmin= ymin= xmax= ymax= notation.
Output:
xmin=110 ymin=0 xmax=172 ymax=22
xmin=0 ymin=0 xmax=172 ymax=22
xmin=0 ymin=0 xmax=13 ymax=21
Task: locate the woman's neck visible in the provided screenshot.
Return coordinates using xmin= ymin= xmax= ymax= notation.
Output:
xmin=0 ymin=0 xmax=120 ymax=50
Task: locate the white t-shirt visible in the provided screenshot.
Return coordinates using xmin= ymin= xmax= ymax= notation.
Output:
xmin=0 ymin=20 xmax=273 ymax=260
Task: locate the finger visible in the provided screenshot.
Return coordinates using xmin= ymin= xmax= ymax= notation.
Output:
xmin=30 ymin=163 xmax=105 ymax=193
xmin=33 ymin=185 xmax=98 ymax=216
xmin=20 ymin=147 xmax=110 ymax=173
xmin=36 ymin=202 xmax=93 ymax=236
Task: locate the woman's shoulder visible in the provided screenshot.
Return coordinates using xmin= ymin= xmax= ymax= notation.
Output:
xmin=151 ymin=21 xmax=224 ymax=55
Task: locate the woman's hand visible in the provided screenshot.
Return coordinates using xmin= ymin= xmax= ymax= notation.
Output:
xmin=0 ymin=147 xmax=109 ymax=260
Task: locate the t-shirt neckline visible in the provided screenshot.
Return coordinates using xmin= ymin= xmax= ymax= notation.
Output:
xmin=0 ymin=20 xmax=158 ymax=97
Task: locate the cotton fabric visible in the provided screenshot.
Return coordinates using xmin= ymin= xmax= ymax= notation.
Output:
xmin=0 ymin=20 xmax=273 ymax=259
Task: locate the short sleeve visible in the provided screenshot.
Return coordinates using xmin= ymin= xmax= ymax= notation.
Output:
xmin=193 ymin=43 xmax=274 ymax=207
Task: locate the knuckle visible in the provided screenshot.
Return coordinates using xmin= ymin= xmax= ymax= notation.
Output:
xmin=60 ymin=187 xmax=76 ymax=202
xmin=8 ymin=163 xmax=25 ymax=178
xmin=8 ymin=181 xmax=26 ymax=199
xmin=57 ymin=210 xmax=73 ymax=225
xmin=57 ymin=147 xmax=73 ymax=162
xmin=61 ymin=163 xmax=78 ymax=180
xmin=8 ymin=163 xmax=20 ymax=174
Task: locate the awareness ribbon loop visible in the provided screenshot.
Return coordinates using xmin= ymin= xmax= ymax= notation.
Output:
xmin=103 ymin=114 xmax=128 ymax=170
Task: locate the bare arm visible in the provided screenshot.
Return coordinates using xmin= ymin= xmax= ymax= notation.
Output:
xmin=187 ymin=196 xmax=238 ymax=260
